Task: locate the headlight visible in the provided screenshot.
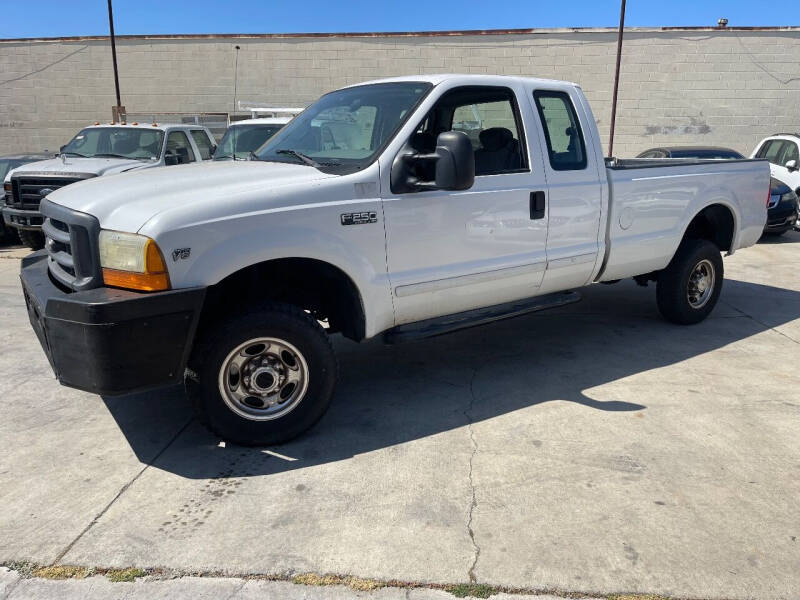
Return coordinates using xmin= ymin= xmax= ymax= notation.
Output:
xmin=99 ymin=230 xmax=170 ymax=291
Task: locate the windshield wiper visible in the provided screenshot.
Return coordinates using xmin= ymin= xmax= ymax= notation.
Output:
xmin=94 ymin=153 xmax=133 ymax=159
xmin=275 ymin=149 xmax=321 ymax=167
xmin=61 ymin=151 xmax=89 ymax=158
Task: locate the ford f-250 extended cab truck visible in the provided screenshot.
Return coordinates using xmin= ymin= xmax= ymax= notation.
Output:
xmin=3 ymin=123 xmax=216 ymax=250
xmin=20 ymin=75 xmax=769 ymax=445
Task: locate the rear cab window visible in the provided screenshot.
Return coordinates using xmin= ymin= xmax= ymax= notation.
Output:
xmin=533 ymin=90 xmax=587 ymax=171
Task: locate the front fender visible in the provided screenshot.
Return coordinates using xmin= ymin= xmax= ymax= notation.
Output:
xmin=155 ymin=201 xmax=394 ymax=339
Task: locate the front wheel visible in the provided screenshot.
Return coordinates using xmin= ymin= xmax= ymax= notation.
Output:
xmin=18 ymin=229 xmax=44 ymax=250
xmin=656 ymin=238 xmax=723 ymax=325
xmin=186 ymin=302 xmax=337 ymax=445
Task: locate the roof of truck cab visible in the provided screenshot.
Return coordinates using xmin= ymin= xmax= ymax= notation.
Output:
xmin=85 ymin=123 xmax=207 ymax=131
xmin=349 ymin=74 xmax=581 ymax=89
xmin=229 ymin=117 xmax=293 ymax=126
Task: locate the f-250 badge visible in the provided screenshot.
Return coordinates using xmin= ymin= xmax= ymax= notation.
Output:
xmin=172 ymin=248 xmax=191 ymax=261
xmin=341 ymin=211 xmax=378 ymax=226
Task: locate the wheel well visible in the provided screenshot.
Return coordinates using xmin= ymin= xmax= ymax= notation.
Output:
xmin=683 ymin=204 xmax=735 ymax=252
xmin=200 ymin=258 xmax=366 ymax=341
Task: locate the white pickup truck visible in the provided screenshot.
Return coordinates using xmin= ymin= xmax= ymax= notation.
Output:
xmin=20 ymin=75 xmax=768 ymax=445
xmin=3 ymin=122 xmax=216 ymax=249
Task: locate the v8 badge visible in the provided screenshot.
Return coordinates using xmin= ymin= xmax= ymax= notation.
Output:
xmin=172 ymin=248 xmax=191 ymax=262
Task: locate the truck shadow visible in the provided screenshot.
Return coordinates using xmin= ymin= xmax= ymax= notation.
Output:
xmin=758 ymin=229 xmax=800 ymax=244
xmin=101 ymin=277 xmax=800 ymax=480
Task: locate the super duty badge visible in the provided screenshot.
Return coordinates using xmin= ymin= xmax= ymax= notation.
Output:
xmin=341 ymin=211 xmax=378 ymax=226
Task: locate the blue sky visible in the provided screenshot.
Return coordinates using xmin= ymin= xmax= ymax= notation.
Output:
xmin=0 ymin=0 xmax=794 ymax=39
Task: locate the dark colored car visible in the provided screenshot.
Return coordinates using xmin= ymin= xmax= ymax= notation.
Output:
xmin=636 ymin=146 xmax=745 ymax=159
xmin=1 ymin=153 xmax=52 ymax=244
xmin=765 ymin=177 xmax=799 ymax=236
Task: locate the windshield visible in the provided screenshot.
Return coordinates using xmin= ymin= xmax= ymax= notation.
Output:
xmin=0 ymin=159 xmax=22 ymax=181
xmin=255 ymin=82 xmax=432 ymax=172
xmin=214 ymin=124 xmax=285 ymax=160
xmin=61 ymin=127 xmax=165 ymax=160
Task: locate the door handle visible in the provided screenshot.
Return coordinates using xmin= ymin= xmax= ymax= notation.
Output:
xmin=530 ymin=191 xmax=546 ymax=220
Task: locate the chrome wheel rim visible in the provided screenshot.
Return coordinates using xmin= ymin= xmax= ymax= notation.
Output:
xmin=687 ymin=259 xmax=715 ymax=309
xmin=218 ymin=337 xmax=309 ymax=421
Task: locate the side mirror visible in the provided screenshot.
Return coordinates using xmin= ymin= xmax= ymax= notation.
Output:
xmin=209 ymin=144 xmax=217 ymax=156
xmin=164 ymin=152 xmax=180 ymax=166
xmin=391 ymin=131 xmax=474 ymax=194
xmin=785 ymin=159 xmax=798 ymax=171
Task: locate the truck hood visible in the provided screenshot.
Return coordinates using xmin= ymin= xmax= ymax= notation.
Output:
xmin=45 ymin=160 xmax=338 ymax=232
xmin=8 ymin=156 xmax=153 ymax=178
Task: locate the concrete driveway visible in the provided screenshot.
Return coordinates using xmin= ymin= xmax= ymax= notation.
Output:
xmin=1 ymin=233 xmax=799 ymax=600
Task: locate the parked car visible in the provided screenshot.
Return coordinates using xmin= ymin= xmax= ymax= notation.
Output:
xmin=0 ymin=153 xmax=52 ymax=243
xmin=20 ymin=74 xmax=769 ymax=445
xmin=750 ymin=134 xmax=800 ymax=197
xmin=764 ymin=177 xmax=799 ymax=236
xmin=636 ymin=147 xmax=744 ymax=159
xmin=214 ymin=115 xmax=298 ymax=161
xmin=3 ymin=123 xmax=216 ymax=249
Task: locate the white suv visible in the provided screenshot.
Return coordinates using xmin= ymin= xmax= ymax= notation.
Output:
xmin=751 ymin=134 xmax=800 ymax=194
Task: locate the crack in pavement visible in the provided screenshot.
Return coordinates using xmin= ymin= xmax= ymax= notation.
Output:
xmin=464 ymin=368 xmax=481 ymax=584
xmin=51 ymin=417 xmax=194 ymax=565
xmin=721 ymin=299 xmax=800 ymax=345
xmin=0 ymin=574 xmax=22 ymax=600
xmin=222 ymin=578 xmax=248 ymax=599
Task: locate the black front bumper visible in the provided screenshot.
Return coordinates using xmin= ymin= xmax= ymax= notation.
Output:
xmin=2 ymin=206 xmax=44 ymax=230
xmin=21 ymin=251 xmax=206 ymax=396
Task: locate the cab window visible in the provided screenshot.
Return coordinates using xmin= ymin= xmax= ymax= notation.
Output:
xmin=533 ymin=91 xmax=587 ymax=171
xmin=190 ymin=130 xmax=214 ymax=160
xmin=165 ymin=131 xmax=196 ymax=164
xmin=410 ymin=86 xmax=528 ymax=177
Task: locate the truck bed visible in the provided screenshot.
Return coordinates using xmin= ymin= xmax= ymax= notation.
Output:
xmin=598 ymin=158 xmax=770 ymax=282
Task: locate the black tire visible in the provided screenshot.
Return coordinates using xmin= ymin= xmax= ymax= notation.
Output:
xmin=656 ymin=238 xmax=723 ymax=325
xmin=18 ymin=229 xmax=45 ymax=250
xmin=186 ymin=302 xmax=337 ymax=446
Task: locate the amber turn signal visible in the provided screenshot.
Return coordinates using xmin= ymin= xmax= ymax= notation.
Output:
xmin=102 ymin=239 xmax=170 ymax=292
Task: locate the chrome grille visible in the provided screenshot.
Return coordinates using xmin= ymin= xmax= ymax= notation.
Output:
xmin=8 ymin=176 xmax=82 ymax=211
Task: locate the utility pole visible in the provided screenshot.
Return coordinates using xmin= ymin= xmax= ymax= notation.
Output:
xmin=107 ymin=0 xmax=125 ymax=122
xmin=607 ymin=0 xmax=626 ymax=157
xmin=233 ymin=45 xmax=241 ymax=114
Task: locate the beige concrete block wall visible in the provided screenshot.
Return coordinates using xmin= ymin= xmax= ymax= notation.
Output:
xmin=1 ymin=28 xmax=799 ymax=157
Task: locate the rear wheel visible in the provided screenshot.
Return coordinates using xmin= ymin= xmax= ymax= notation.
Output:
xmin=186 ymin=302 xmax=337 ymax=445
xmin=656 ymin=238 xmax=723 ymax=325
xmin=18 ymin=229 xmax=44 ymax=250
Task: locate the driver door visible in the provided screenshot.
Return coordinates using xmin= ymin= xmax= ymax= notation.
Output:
xmin=381 ymin=84 xmax=550 ymax=325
